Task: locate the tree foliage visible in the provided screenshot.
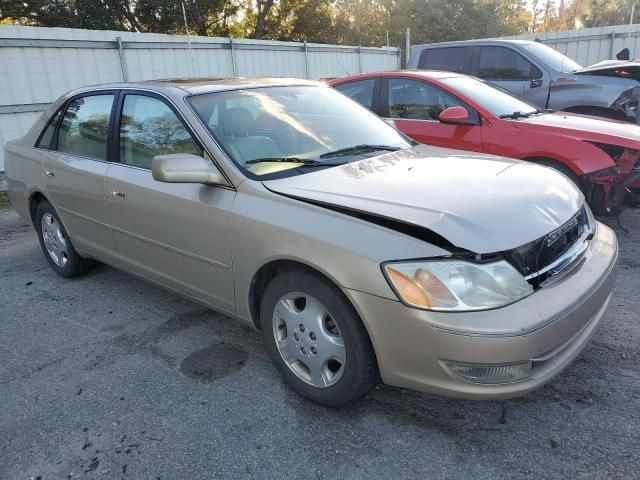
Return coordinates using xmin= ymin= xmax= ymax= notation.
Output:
xmin=0 ymin=0 xmax=637 ymax=47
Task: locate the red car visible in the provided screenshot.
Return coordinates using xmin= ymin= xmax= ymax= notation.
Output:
xmin=328 ymin=71 xmax=640 ymax=214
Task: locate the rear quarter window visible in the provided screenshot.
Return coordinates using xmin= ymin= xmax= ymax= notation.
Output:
xmin=35 ymin=109 xmax=63 ymax=149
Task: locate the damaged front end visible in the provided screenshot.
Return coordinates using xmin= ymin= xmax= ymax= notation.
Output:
xmin=575 ymin=62 xmax=640 ymax=122
xmin=611 ymin=87 xmax=640 ymax=123
xmin=584 ymin=143 xmax=640 ymax=214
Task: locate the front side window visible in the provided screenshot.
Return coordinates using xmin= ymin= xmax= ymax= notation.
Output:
xmin=419 ymin=47 xmax=468 ymax=72
xmin=119 ymin=95 xmax=202 ymax=169
xmin=387 ymin=78 xmax=464 ymax=121
xmin=188 ymin=85 xmax=411 ymax=179
xmin=478 ymin=47 xmax=540 ymax=80
xmin=57 ymin=95 xmax=114 ymax=160
xmin=334 ymin=79 xmax=376 ymax=108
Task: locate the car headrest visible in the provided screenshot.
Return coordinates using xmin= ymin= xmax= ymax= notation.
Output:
xmin=223 ymin=107 xmax=254 ymax=137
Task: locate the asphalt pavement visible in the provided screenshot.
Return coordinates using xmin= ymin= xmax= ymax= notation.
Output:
xmin=1 ymin=204 xmax=639 ymax=480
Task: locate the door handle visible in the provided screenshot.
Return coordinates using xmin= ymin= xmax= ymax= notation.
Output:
xmin=110 ymin=186 xmax=126 ymax=199
xmin=45 ymin=168 xmax=55 ymax=178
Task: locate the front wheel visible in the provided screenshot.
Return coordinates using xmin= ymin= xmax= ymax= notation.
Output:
xmin=259 ymin=270 xmax=379 ymax=406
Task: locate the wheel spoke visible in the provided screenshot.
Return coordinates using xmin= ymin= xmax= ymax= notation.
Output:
xmin=308 ymin=361 xmax=331 ymax=388
xmin=275 ymin=298 xmax=299 ymax=329
xmin=304 ymin=296 xmax=327 ymax=326
xmin=277 ymin=338 xmax=300 ymax=364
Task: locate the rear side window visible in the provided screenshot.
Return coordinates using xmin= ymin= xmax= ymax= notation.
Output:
xmin=419 ymin=47 xmax=468 ymax=72
xmin=57 ymin=95 xmax=114 ymax=160
xmin=478 ymin=46 xmax=541 ymax=80
xmin=35 ymin=109 xmax=63 ymax=149
xmin=334 ymin=79 xmax=376 ymax=109
xmin=119 ymin=94 xmax=202 ymax=169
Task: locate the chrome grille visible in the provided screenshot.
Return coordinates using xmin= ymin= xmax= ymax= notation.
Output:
xmin=504 ymin=206 xmax=593 ymax=288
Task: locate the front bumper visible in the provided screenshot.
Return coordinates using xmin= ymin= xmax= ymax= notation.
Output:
xmin=345 ymin=222 xmax=618 ymax=399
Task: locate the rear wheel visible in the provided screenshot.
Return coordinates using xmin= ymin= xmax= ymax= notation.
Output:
xmin=34 ymin=200 xmax=94 ymax=278
xmin=259 ymin=270 xmax=379 ymax=406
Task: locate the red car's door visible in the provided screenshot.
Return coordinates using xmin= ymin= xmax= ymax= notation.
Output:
xmin=381 ymin=77 xmax=484 ymax=152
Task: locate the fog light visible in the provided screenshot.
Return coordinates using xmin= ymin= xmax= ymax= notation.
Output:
xmin=448 ymin=362 xmax=531 ymax=384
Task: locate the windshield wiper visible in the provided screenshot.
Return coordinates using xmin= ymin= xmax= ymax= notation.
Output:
xmin=319 ymin=144 xmax=401 ymax=159
xmin=499 ymin=111 xmax=536 ymax=119
xmin=245 ymin=157 xmax=322 ymax=166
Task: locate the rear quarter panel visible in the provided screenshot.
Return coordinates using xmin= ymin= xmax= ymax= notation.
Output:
xmin=5 ymin=140 xmax=45 ymax=225
xmin=5 ymin=102 xmax=67 ymax=224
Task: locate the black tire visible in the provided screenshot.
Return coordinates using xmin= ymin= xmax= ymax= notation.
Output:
xmin=34 ymin=200 xmax=94 ymax=278
xmin=259 ymin=270 xmax=379 ymax=406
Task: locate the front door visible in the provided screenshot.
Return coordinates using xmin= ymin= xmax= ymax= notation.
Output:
xmin=382 ymin=77 xmax=483 ymax=152
xmin=475 ymin=46 xmax=550 ymax=109
xmin=42 ymin=93 xmax=117 ymax=257
xmin=106 ymin=92 xmax=236 ymax=311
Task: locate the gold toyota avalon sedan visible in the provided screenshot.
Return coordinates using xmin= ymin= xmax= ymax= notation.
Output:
xmin=5 ymin=78 xmax=618 ymax=406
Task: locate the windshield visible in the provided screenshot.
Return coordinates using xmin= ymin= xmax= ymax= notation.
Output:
xmin=188 ymin=85 xmax=411 ymax=178
xmin=440 ymin=76 xmax=537 ymax=118
xmin=520 ymin=42 xmax=581 ymax=73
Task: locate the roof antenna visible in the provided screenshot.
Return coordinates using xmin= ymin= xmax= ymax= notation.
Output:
xmin=181 ymin=1 xmax=197 ymax=78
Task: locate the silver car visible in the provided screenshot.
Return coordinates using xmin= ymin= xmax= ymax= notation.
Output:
xmin=408 ymin=39 xmax=640 ymax=122
xmin=5 ymin=78 xmax=618 ymax=406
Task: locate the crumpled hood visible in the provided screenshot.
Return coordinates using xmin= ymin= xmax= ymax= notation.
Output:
xmin=575 ymin=60 xmax=640 ymax=80
xmin=263 ymin=145 xmax=583 ymax=254
xmin=512 ymin=111 xmax=640 ymax=149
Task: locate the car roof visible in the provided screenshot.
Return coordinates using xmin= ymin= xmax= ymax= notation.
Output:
xmin=329 ymin=70 xmax=470 ymax=83
xmin=61 ymin=77 xmax=321 ymax=100
xmin=413 ymin=39 xmax=536 ymax=48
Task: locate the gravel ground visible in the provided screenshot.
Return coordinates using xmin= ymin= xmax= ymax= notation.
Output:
xmin=0 ymin=203 xmax=639 ymax=480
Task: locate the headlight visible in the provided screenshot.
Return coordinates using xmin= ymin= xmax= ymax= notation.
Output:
xmin=383 ymin=259 xmax=533 ymax=311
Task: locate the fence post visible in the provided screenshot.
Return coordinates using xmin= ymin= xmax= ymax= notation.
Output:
xmin=229 ymin=37 xmax=237 ymax=76
xmin=304 ymin=41 xmax=310 ymax=79
xmin=358 ymin=45 xmax=363 ymax=73
xmin=116 ymin=37 xmax=128 ymax=81
xmin=609 ymin=32 xmax=616 ymax=59
xmin=405 ymin=28 xmax=411 ymax=68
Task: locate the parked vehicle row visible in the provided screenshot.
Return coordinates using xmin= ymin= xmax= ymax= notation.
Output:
xmin=329 ymin=70 xmax=640 ymax=214
xmin=5 ymin=78 xmax=618 ymax=406
xmin=407 ymin=39 xmax=640 ymax=123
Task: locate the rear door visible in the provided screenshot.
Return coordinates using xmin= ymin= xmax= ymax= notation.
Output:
xmin=105 ymin=91 xmax=236 ymax=311
xmin=380 ymin=77 xmax=483 ymax=152
xmin=42 ymin=92 xmax=117 ymax=257
xmin=473 ymin=45 xmax=549 ymax=108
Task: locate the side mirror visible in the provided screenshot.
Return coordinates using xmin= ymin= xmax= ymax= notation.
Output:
xmin=438 ymin=106 xmax=470 ymax=125
xmin=152 ymin=153 xmax=224 ymax=185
